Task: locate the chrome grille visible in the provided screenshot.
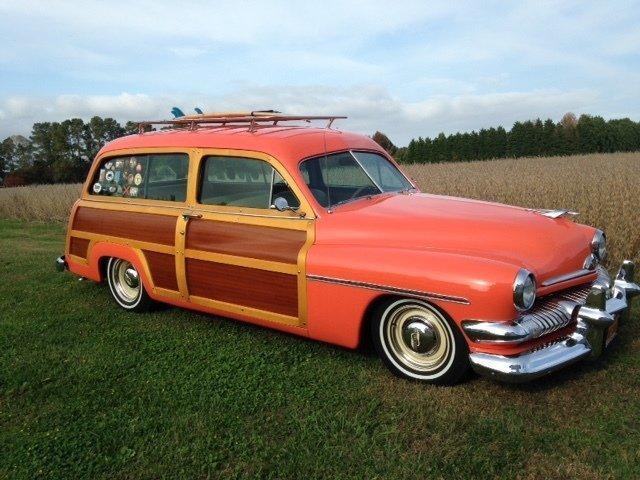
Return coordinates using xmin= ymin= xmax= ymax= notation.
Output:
xmin=515 ymin=267 xmax=606 ymax=340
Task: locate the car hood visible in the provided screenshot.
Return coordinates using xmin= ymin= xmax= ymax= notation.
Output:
xmin=315 ymin=192 xmax=594 ymax=282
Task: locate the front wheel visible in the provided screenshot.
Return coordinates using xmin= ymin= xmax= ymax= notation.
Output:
xmin=371 ymin=298 xmax=469 ymax=385
xmin=106 ymin=257 xmax=153 ymax=312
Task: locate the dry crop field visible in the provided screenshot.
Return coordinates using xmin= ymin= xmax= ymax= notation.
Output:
xmin=0 ymin=182 xmax=82 ymax=222
xmin=405 ymin=151 xmax=640 ymax=267
xmin=1 ymin=151 xmax=638 ymax=266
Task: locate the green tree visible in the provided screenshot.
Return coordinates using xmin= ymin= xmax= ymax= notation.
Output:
xmin=371 ymin=131 xmax=398 ymax=155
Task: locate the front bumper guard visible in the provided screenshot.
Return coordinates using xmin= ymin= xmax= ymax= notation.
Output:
xmin=467 ymin=261 xmax=639 ymax=382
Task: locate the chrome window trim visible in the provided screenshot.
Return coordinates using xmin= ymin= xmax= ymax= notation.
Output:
xmin=348 ymin=150 xmax=384 ymax=192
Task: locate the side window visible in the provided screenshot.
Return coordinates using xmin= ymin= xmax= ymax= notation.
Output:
xmin=145 ymin=154 xmax=189 ymax=201
xmin=198 ymin=156 xmax=299 ymax=209
xmin=90 ymin=153 xmax=189 ymax=202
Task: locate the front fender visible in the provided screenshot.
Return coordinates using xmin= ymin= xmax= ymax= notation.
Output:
xmin=305 ymin=244 xmax=520 ymax=348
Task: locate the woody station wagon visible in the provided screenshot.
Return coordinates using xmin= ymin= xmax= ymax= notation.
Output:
xmin=56 ymin=112 xmax=639 ymax=384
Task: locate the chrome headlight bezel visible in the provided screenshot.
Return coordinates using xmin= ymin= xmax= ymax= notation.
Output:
xmin=591 ymin=230 xmax=607 ymax=261
xmin=513 ymin=268 xmax=536 ymax=312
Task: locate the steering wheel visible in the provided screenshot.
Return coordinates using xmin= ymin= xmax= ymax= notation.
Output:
xmin=350 ymin=185 xmax=371 ymax=200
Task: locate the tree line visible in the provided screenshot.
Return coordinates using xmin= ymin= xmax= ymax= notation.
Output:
xmin=392 ymin=113 xmax=640 ymax=164
xmin=0 ymin=117 xmax=141 ymax=186
xmin=1 ymin=113 xmax=639 ymax=186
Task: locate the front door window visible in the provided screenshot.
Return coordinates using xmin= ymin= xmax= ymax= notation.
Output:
xmin=199 ymin=156 xmax=299 ymax=209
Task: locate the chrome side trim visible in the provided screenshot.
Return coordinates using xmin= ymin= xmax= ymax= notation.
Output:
xmin=306 ymin=274 xmax=470 ymax=305
xmin=541 ymin=268 xmax=594 ymax=287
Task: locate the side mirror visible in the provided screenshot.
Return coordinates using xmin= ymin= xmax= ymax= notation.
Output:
xmin=273 ymin=196 xmax=291 ymax=212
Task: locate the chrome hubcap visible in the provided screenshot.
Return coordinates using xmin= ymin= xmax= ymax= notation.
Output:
xmin=112 ymin=259 xmax=141 ymax=303
xmin=401 ymin=318 xmax=437 ymax=354
xmin=385 ymin=303 xmax=451 ymax=373
xmin=123 ymin=267 xmax=139 ymax=288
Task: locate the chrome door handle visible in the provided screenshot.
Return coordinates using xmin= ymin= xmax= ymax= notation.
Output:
xmin=182 ymin=211 xmax=203 ymax=220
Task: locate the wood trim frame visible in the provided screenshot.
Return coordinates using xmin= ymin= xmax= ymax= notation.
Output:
xmin=70 ymin=145 xmax=316 ymax=328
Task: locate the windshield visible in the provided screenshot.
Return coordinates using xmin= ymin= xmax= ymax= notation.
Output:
xmin=299 ymin=151 xmax=413 ymax=208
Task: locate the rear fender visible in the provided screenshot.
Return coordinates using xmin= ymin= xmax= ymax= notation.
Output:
xmin=67 ymin=242 xmax=155 ymax=296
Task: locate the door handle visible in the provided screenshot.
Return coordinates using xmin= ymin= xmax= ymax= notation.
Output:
xmin=182 ymin=211 xmax=203 ymax=220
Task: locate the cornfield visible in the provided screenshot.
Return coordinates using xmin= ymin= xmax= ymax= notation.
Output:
xmin=1 ymin=151 xmax=638 ymax=266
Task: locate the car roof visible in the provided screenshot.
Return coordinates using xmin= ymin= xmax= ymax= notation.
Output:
xmin=98 ymin=126 xmax=385 ymax=169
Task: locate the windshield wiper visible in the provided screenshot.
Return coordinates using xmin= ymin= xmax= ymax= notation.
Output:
xmin=329 ymin=191 xmax=387 ymax=210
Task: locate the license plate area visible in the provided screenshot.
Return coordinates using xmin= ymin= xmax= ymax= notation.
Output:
xmin=605 ymin=317 xmax=619 ymax=347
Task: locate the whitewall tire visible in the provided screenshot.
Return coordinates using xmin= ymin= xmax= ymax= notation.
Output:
xmin=371 ymin=298 xmax=469 ymax=385
xmin=106 ymin=257 xmax=153 ymax=312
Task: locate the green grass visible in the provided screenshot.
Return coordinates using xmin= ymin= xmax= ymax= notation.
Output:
xmin=1 ymin=219 xmax=639 ymax=479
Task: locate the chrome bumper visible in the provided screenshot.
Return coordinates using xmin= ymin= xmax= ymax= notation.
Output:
xmin=55 ymin=255 xmax=67 ymax=272
xmin=467 ymin=261 xmax=639 ymax=382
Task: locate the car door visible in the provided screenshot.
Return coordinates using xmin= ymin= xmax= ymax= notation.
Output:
xmin=177 ymin=150 xmax=315 ymax=327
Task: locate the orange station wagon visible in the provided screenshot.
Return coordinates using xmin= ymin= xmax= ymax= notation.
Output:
xmin=56 ymin=112 xmax=639 ymax=384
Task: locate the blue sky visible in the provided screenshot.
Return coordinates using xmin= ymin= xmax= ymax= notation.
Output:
xmin=0 ymin=0 xmax=638 ymax=145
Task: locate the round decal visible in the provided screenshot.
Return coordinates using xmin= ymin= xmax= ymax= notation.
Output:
xmin=108 ymin=185 xmax=117 ymax=194
xmin=105 ymin=170 xmax=115 ymax=182
xmin=129 ymin=158 xmax=137 ymax=168
xmin=134 ymin=173 xmax=142 ymax=186
xmin=115 ymin=159 xmax=124 ymax=169
xmin=127 ymin=173 xmax=134 ymax=185
xmin=105 ymin=161 xmax=113 ymax=170
xmin=136 ymin=164 xmax=143 ymax=173
xmin=92 ymin=182 xmax=102 ymax=194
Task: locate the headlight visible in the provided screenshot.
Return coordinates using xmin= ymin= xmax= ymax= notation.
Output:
xmin=591 ymin=230 xmax=607 ymax=261
xmin=513 ymin=269 xmax=536 ymax=311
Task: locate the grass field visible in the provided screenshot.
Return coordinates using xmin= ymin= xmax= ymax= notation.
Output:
xmin=1 ymin=219 xmax=639 ymax=479
xmin=1 ymin=152 xmax=640 ymax=478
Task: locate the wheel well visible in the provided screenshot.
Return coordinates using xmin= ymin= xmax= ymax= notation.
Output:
xmin=359 ymin=295 xmax=461 ymax=349
xmin=98 ymin=256 xmax=110 ymax=282
xmin=359 ymin=294 xmax=399 ymax=350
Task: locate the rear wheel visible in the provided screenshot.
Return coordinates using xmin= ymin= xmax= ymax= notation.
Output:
xmin=371 ymin=298 xmax=469 ymax=385
xmin=106 ymin=257 xmax=153 ymax=312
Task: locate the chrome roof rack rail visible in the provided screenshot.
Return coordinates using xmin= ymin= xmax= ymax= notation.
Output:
xmin=137 ymin=112 xmax=347 ymax=134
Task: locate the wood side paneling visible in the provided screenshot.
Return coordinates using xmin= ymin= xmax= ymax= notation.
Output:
xmin=186 ymin=220 xmax=306 ymax=264
xmin=186 ymin=259 xmax=298 ymax=317
xmin=69 ymin=237 xmax=89 ymax=258
xmin=144 ymin=250 xmax=179 ymax=291
xmin=73 ymin=206 xmax=176 ymax=246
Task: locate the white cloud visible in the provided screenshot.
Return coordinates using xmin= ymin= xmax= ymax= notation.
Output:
xmin=0 ymin=86 xmax=599 ymax=145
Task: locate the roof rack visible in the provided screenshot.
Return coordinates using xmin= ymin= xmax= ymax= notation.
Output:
xmin=137 ymin=112 xmax=347 ymax=134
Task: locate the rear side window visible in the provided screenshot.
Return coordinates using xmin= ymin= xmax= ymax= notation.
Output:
xmin=90 ymin=153 xmax=189 ymax=202
xmin=199 ymin=156 xmax=299 ymax=209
